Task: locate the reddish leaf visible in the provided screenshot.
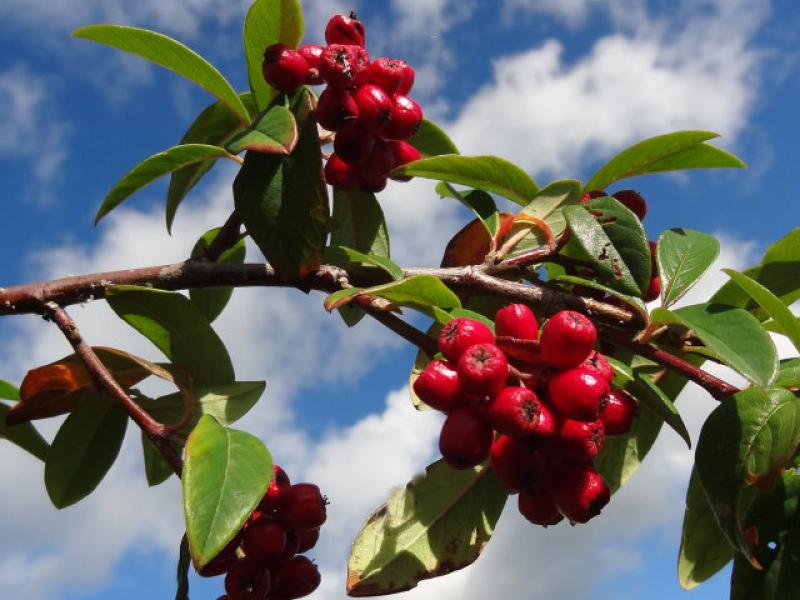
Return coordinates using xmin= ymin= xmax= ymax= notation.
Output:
xmin=440 ymin=212 xmax=514 ymax=268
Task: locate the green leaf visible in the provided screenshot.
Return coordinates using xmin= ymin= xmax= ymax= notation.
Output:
xmin=189 ymin=228 xmax=247 ymax=323
xmin=510 ymin=179 xmax=582 ymax=249
xmin=585 ymin=131 xmax=746 ymax=191
xmin=730 ymin=515 xmax=800 ymax=599
xmin=776 ymin=358 xmax=800 ymax=389
xmin=658 ymin=228 xmax=720 ymax=307
xmin=167 ymin=93 xmax=256 ymax=232
xmin=0 ymin=380 xmax=20 ymax=401
xmin=670 ymin=303 xmax=778 ymax=387
xmin=436 ymin=183 xmax=500 ymax=238
xmin=554 ymin=274 xmax=648 ymax=321
xmin=330 ymin=188 xmax=390 ymax=258
xmin=44 ymin=394 xmax=128 ymax=508
xmin=73 ymin=25 xmax=249 ymax=124
xmin=243 ymin=0 xmax=304 ymax=111
xmin=176 ymin=535 xmax=191 ymax=600
xmin=324 ymin=246 xmax=403 ymax=281
xmin=678 ymin=467 xmax=734 ymax=589
xmin=142 ymin=432 xmax=175 ymax=487
xmin=626 ymin=371 xmax=691 ymax=447
xmin=226 ymin=105 xmax=298 ymax=155
xmin=183 ymin=415 xmax=272 ymax=568
xmin=96 ymin=144 xmax=233 ymax=223
xmin=396 ymin=155 xmax=539 ymax=206
xmin=234 ymin=90 xmax=329 ymax=280
xmin=357 ymin=275 xmax=461 ymax=314
xmin=724 ymin=269 xmax=800 ymax=354
xmin=106 ymin=286 xmax=234 ymax=385
xmin=347 ymin=460 xmax=508 ymax=596
xmin=696 ymin=387 xmax=800 ymax=565
xmin=0 ymin=402 xmax=49 ymax=461
xmin=408 ymin=118 xmax=459 ymax=157
xmin=562 ymin=204 xmax=643 ymax=295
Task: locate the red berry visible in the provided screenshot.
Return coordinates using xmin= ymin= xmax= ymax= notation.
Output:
xmin=644 ymin=276 xmax=661 ymax=302
xmin=271 ymin=556 xmax=321 ymax=599
xmin=384 ymin=95 xmax=423 ymax=140
xmin=259 ymin=465 xmax=291 ymax=513
xmin=438 ymin=318 xmax=495 ymax=363
xmin=296 ymin=527 xmax=320 ymax=553
xmin=457 ymin=343 xmax=509 ymax=397
xmin=539 ymin=311 xmax=597 ymax=369
xmin=490 ymin=434 xmax=548 ymax=492
xmin=485 ymin=386 xmax=557 ymax=441
xmin=548 ymin=367 xmax=607 ymax=421
xmin=325 ymin=12 xmax=366 ymax=47
xmin=357 ymin=138 xmax=395 ymax=192
xmin=551 ymin=467 xmax=610 ymax=523
xmin=242 ymin=517 xmax=288 ymax=562
xmin=580 ymin=189 xmax=606 ymax=203
xmin=495 ymin=303 xmax=540 ymax=362
xmin=439 ymin=407 xmax=493 ymax=469
xmin=558 ymin=419 xmax=605 ymax=462
xmin=197 ymin=534 xmax=240 ymax=577
xmin=388 ymin=140 xmax=421 ymax=181
xmin=333 ymin=126 xmax=375 ymax=165
xmin=582 ymin=350 xmax=613 ymax=384
xmin=397 ymin=63 xmax=415 ymax=95
xmin=262 ymin=44 xmax=309 ymax=93
xmin=367 ymin=58 xmax=411 ymax=95
xmin=316 ymin=87 xmax=358 ymax=132
xmin=319 ymin=44 xmax=370 ymax=88
xmin=270 ymin=529 xmax=300 ymax=565
xmin=297 ymin=44 xmax=324 ymax=85
xmin=353 ymin=84 xmax=393 ymax=135
xmin=324 ymin=154 xmax=359 ymax=190
xmin=280 ymin=484 xmax=327 ymax=531
xmin=224 ymin=560 xmax=270 ymax=600
xmin=600 ymin=388 xmax=638 ymax=436
xmin=518 ymin=490 xmax=564 ymax=527
xmin=413 ymin=359 xmax=463 ymax=412
xmin=612 ymin=189 xmax=647 ymax=221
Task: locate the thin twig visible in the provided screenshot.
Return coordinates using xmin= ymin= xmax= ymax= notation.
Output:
xmin=203 ymin=212 xmax=243 ymax=262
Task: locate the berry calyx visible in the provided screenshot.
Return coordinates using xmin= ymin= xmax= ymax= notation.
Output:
xmin=490 ymin=434 xmax=548 ymax=492
xmin=439 ymin=407 xmax=493 ymax=469
xmin=297 ymin=44 xmax=324 ymax=85
xmin=612 ymin=189 xmax=647 ymax=221
xmin=457 ymin=343 xmax=509 ymax=397
xmin=281 ymin=483 xmax=327 ymax=531
xmin=548 ymin=367 xmax=607 ymax=421
xmin=384 ymin=95 xmax=423 ymax=140
xmin=558 ymin=419 xmax=605 ymax=462
xmin=259 ymin=464 xmax=292 ymax=513
xmin=518 ymin=489 xmax=564 ymax=527
xmin=484 ymin=386 xmax=556 ymax=441
xmin=325 ymin=12 xmax=366 ymax=47
xmin=368 ymin=58 xmax=413 ymax=95
xmin=353 ymin=84 xmax=393 ymax=135
xmin=599 ymin=388 xmax=638 ymax=435
xmin=388 ymin=140 xmax=421 ymax=181
xmin=224 ymin=560 xmax=271 ymax=600
xmin=271 ymin=556 xmax=322 ymax=599
xmin=319 ymin=44 xmax=370 ymax=88
xmin=495 ymin=303 xmax=540 ymax=362
xmin=413 ymin=359 xmax=463 ymax=412
xmin=539 ymin=311 xmax=598 ymax=369
xmin=333 ymin=126 xmax=375 ymax=165
xmin=316 ymin=87 xmax=359 ymax=132
xmin=262 ymin=44 xmax=310 ymax=93
xmin=242 ymin=517 xmax=288 ymax=562
xmin=438 ymin=318 xmax=495 ymax=363
xmin=324 ymin=154 xmax=359 ymax=190
xmin=551 ymin=467 xmax=610 ymax=523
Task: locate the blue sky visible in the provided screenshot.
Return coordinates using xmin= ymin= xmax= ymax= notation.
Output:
xmin=1 ymin=0 xmax=799 ymax=599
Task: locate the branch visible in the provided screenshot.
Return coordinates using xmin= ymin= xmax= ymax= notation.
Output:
xmin=43 ymin=303 xmax=184 ymax=476
xmin=202 ymin=212 xmax=243 ymax=262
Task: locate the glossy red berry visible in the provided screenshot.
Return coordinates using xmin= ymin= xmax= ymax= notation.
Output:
xmin=259 ymin=464 xmax=292 ymax=513
xmin=438 ymin=318 xmax=495 ymax=363
xmin=495 ymin=303 xmax=540 ymax=362
xmin=582 ymin=350 xmax=613 ymax=384
xmin=490 ymin=434 xmax=548 ymax=492
xmin=296 ymin=527 xmax=320 ymax=553
xmin=384 ymin=95 xmax=423 ymax=140
xmin=612 ymin=189 xmax=647 ymax=221
xmin=325 ymin=154 xmax=359 ymax=190
xmin=242 ymin=517 xmax=288 ymax=562
xmin=388 ymin=140 xmax=421 ymax=181
xmin=270 ymin=529 xmax=300 ymax=565
xmin=325 ymin=12 xmax=366 ymax=47
xmin=281 ymin=484 xmax=327 ymax=531
xmin=316 ymin=87 xmax=358 ymax=132
xmin=224 ymin=560 xmax=270 ymax=600
xmin=518 ymin=489 xmax=564 ymax=527
xmin=197 ymin=534 xmax=240 ymax=577
xmin=539 ymin=311 xmax=597 ymax=369
xmin=367 ymin=58 xmax=412 ymax=95
xmin=485 ymin=386 xmax=557 ymax=441
xmin=558 ymin=419 xmax=605 ymax=462
xmin=413 ymin=359 xmax=463 ymax=412
xmin=644 ymin=276 xmax=661 ymax=302
xmin=600 ymin=388 xmax=638 ymax=435
xmin=457 ymin=343 xmax=509 ymax=397
xmin=333 ymin=126 xmax=375 ymax=165
xmin=319 ymin=44 xmax=370 ymax=88
xmin=580 ymin=189 xmax=606 ymax=203
xmin=297 ymin=44 xmax=324 ymax=85
xmin=551 ymin=467 xmax=610 ymax=523
xmin=271 ymin=556 xmax=321 ymax=599
xmin=548 ymin=367 xmax=607 ymax=421
xmin=262 ymin=44 xmax=310 ymax=93
xmin=439 ymin=407 xmax=493 ymax=469
xmin=353 ymin=84 xmax=393 ymax=135
xmin=357 ymin=139 xmax=395 ymax=192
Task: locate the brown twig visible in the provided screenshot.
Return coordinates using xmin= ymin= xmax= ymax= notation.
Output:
xmin=203 ymin=212 xmax=243 ymax=262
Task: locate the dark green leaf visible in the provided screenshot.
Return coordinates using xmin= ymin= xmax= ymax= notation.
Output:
xmin=243 ymin=0 xmax=303 ymax=111
xmin=436 ymin=183 xmax=499 ymax=238
xmin=189 ymin=228 xmax=247 ymax=323
xmin=0 ymin=402 xmax=49 ymax=461
xmin=96 ymin=144 xmax=233 ymax=223
xmin=585 ymin=131 xmax=746 ymax=191
xmin=0 ymin=380 xmax=20 ymax=401
xmin=407 ymin=118 xmax=459 ymax=157
xmin=347 ymin=460 xmax=508 ymax=596
xmin=696 ymin=387 xmax=800 ymax=565
xmin=395 ymin=155 xmax=539 ymax=206
xmin=226 ymin=105 xmax=298 ymax=155
xmin=731 ymin=516 xmax=800 ymax=600
xmin=176 ymin=534 xmax=190 ymax=600
xmin=142 ymin=432 xmax=175 ymax=487
xmin=73 ymin=25 xmax=249 ymax=124
xmin=555 ymin=274 xmax=648 ymax=321
xmin=678 ymin=467 xmax=734 ymax=589
xmin=330 ymin=187 xmax=390 ymax=258
xmin=45 ymin=394 xmax=128 ymax=508
xmin=234 ymin=90 xmax=329 ymax=280
xmin=670 ymin=303 xmax=778 ymax=387
xmin=324 ymin=246 xmax=403 ymax=281
xmin=106 ymin=286 xmax=234 ymax=385
xmin=776 ymin=359 xmax=800 ymax=388
xmin=183 ymin=415 xmax=272 ymax=568
xmin=627 ymin=371 xmax=691 ymax=447
xmin=658 ymin=228 xmax=720 ymax=307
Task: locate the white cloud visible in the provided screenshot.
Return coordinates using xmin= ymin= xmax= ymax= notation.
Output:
xmin=502 ymin=0 xmax=648 ymax=29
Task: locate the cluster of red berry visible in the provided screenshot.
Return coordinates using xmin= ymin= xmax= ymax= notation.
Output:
xmin=201 ymin=464 xmax=326 ymax=600
xmin=261 ymin=13 xmax=423 ymax=193
xmin=413 ymin=307 xmax=638 ymax=526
